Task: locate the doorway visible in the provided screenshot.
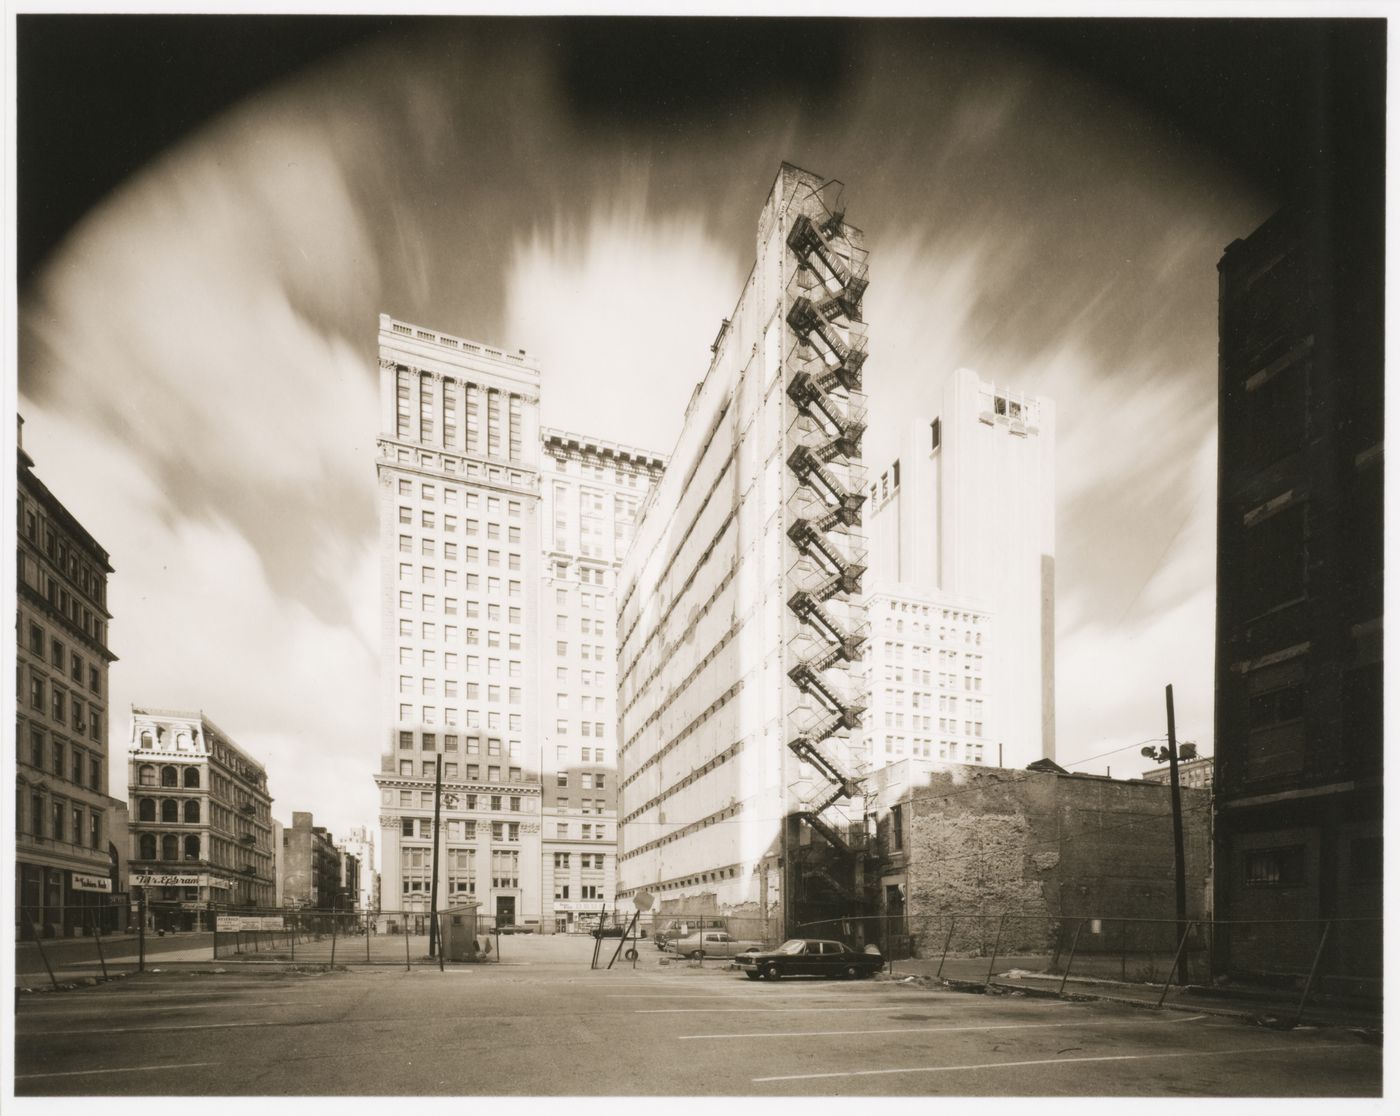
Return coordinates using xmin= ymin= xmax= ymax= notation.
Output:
xmin=495 ymin=895 xmax=516 ymax=926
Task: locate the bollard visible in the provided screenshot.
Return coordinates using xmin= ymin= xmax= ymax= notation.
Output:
xmin=1057 ymin=919 xmax=1085 ymax=998
xmin=937 ymin=916 xmax=956 ymax=979
xmin=986 ymin=913 xmax=1008 ymax=987
xmin=91 ymin=908 xmax=109 ymax=981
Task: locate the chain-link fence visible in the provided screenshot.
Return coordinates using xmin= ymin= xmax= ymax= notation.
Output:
xmin=634 ymin=910 xmax=783 ymax=968
xmin=793 ymin=911 xmax=1382 ymax=1014
xmin=16 ymin=897 xmax=137 ymax=987
xmin=210 ymin=907 xmax=503 ymax=968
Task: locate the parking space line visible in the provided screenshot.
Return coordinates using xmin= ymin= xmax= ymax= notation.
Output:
xmin=752 ymin=1042 xmax=1357 ymax=1083
xmin=638 ymin=1006 xmax=899 ymax=1014
xmin=18 ymin=1000 xmax=323 ymax=1017
xmin=684 ymin=1019 xmax=1143 ymax=1041
xmin=19 ymin=1017 xmax=339 ymax=1037
xmin=16 ymin=1062 xmax=218 ymax=1080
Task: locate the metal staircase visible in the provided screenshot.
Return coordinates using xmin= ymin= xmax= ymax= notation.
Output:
xmin=783 ymin=181 xmax=870 ymax=858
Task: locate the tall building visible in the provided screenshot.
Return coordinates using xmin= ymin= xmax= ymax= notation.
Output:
xmin=539 ymin=430 xmax=665 ymax=933
xmin=281 ymin=811 xmax=343 ymax=910
xmin=863 ymin=583 xmax=991 ymax=769
xmin=866 ymin=369 xmax=1056 ymax=767
xmin=370 ymin=316 xmax=665 ymax=933
xmin=340 ymin=825 xmax=378 ymax=913
xmin=127 ymin=708 xmax=276 ymax=927
xmin=15 ymin=418 xmax=119 ymax=936
xmin=1213 ymin=204 xmax=1382 ymax=982
xmin=617 ymin=164 xmax=871 ymax=935
xmin=373 ymin=315 xmax=544 ymax=930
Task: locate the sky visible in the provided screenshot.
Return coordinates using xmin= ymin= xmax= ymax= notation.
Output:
xmin=10 ymin=14 xmax=1384 ymax=840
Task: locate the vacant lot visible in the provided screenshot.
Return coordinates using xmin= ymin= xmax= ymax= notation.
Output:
xmin=14 ymin=935 xmax=1381 ymax=1097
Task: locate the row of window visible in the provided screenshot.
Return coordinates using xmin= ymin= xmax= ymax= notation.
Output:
xmin=551 ymin=798 xmax=609 ymax=816
xmin=397 ymin=705 xmax=523 ymax=731
xmin=135 ymin=798 xmax=202 ymax=823
xmin=545 ymin=451 xmax=649 ymax=486
xmin=880 ymin=738 xmax=986 ymax=763
xmin=395 ymin=479 xmax=524 ymax=521
xmin=21 ymin=725 xmax=103 ymax=790
xmin=554 ymin=884 xmax=603 ymax=900
xmin=397 ymin=578 xmax=523 ymax=607
xmin=552 ymin=852 xmax=606 ymax=869
xmin=18 ymin=493 xmax=108 ymax=603
xmin=23 ymin=622 xmax=103 ymax=694
xmin=399 ymin=677 xmax=525 ymax=702
xmin=18 ymin=548 xmax=108 ymax=642
xmin=17 ymin=789 xmax=103 ymax=848
xmin=20 ymin=665 xmax=104 ymax=741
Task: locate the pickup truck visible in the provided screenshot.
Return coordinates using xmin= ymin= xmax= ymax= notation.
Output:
xmin=668 ymin=930 xmax=765 ymax=960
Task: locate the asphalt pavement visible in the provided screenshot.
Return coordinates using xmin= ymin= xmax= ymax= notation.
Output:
xmin=11 ymin=934 xmax=1382 ymax=1098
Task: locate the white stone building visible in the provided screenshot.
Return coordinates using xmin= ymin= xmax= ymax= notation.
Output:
xmin=866 ymin=369 xmax=1056 ymax=768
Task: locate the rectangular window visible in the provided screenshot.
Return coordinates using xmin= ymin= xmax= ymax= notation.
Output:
xmin=1244 ymin=845 xmax=1306 ymax=887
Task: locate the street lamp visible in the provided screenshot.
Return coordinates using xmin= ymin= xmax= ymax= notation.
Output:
xmin=1142 ymin=684 xmax=1195 ymax=985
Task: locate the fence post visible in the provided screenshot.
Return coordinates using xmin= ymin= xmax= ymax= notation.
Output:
xmin=366 ymin=914 xmax=371 ymax=963
xmin=438 ymin=913 xmax=445 ymax=972
xmin=1293 ymin=920 xmax=1333 ymax=1026
xmin=986 ymin=912 xmax=1008 ymax=987
xmin=138 ymin=894 xmax=146 ymax=973
xmin=330 ymin=912 xmax=339 ymax=968
xmin=1058 ymin=919 xmax=1085 ymax=998
xmin=1156 ymin=920 xmax=1195 ymax=1008
xmin=27 ymin=909 xmax=59 ymax=990
xmin=91 ymin=907 xmax=109 ymax=981
xmin=405 ymin=915 xmax=412 ymax=971
xmin=937 ymin=916 xmax=956 ymax=979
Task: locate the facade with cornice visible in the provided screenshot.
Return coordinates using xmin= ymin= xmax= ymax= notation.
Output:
xmin=372 ymin=315 xmax=665 ymax=932
xmin=15 ymin=419 xmax=120 ymax=937
xmin=127 ymin=707 xmax=276 ymax=929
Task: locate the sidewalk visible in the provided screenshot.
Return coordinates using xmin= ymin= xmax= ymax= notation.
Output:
xmin=881 ymin=954 xmax=1383 ymax=1031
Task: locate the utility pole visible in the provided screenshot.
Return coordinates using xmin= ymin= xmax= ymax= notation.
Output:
xmin=1164 ymin=684 xmax=1189 ymax=985
xmin=1142 ymin=685 xmax=1194 ymax=987
xmin=428 ymin=753 xmax=444 ymax=959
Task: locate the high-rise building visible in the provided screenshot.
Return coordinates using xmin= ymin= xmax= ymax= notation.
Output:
xmin=372 ymin=317 xmax=664 ymax=933
xmin=866 ymin=369 xmax=1056 ymax=767
xmin=539 ymin=430 xmax=665 ymax=933
xmin=617 ymin=164 xmax=871 ymax=935
xmin=1213 ymin=204 xmax=1382 ymax=981
xmin=127 ymin=708 xmax=276 ymax=927
xmin=862 ymin=583 xmax=991 ymax=769
xmin=340 ymin=825 xmax=377 ymax=913
xmin=15 ymin=418 xmax=120 ymax=937
xmin=373 ymin=315 xmax=544 ymax=930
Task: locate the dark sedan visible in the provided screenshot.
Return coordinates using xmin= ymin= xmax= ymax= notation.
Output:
xmin=735 ymin=938 xmax=883 ymax=980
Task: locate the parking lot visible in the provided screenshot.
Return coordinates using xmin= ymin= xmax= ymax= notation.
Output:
xmin=13 ymin=934 xmax=1382 ymax=1097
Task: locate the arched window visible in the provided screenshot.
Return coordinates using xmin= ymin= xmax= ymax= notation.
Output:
xmin=161 ymin=766 xmax=178 ymax=787
xmin=184 ymin=835 xmax=201 ymax=860
xmin=184 ymin=800 xmax=200 ymax=824
xmin=183 ymin=767 xmax=201 ymax=788
xmin=139 ymin=833 xmax=157 ymax=860
xmin=161 ymin=835 xmax=178 ymax=861
xmin=140 ymin=731 xmax=154 ymax=750
xmin=176 ymin=732 xmax=191 ymax=751
xmin=138 ymin=764 xmax=156 ymax=787
xmin=161 ymin=799 xmax=179 ymax=823
xmin=138 ymin=798 xmax=156 ymax=822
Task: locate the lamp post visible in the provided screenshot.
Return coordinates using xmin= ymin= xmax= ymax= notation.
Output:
xmin=1142 ymin=684 xmax=1197 ymax=986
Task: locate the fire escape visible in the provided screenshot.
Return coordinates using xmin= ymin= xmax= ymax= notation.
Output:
xmin=783 ymin=201 xmax=870 ymax=860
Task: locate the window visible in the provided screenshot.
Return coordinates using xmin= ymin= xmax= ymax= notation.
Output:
xmin=402 ymin=819 xmax=415 ymax=837
xmin=1244 ymin=845 xmax=1305 ymax=887
xmin=890 ymin=803 xmax=904 ymax=851
xmin=930 ymin=417 xmax=941 ymax=451
xmin=557 ymin=772 xmax=568 ymax=787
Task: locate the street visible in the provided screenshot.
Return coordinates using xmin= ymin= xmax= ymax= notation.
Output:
xmin=13 ymin=935 xmax=1381 ymax=1097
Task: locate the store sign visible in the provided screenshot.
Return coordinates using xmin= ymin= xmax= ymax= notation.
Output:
xmin=552 ymin=901 xmax=610 ymax=912
xmin=132 ymin=873 xmax=203 ymax=888
xmin=207 ymin=877 xmax=234 ymax=891
xmin=71 ymin=872 xmax=112 ymax=893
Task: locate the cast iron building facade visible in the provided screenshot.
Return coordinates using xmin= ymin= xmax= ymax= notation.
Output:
xmin=617 ymin=164 xmax=871 ymax=935
xmin=127 ymin=708 xmax=276 ymax=925
xmin=1213 ymin=205 xmax=1383 ymax=984
xmin=15 ymin=420 xmax=118 ymax=936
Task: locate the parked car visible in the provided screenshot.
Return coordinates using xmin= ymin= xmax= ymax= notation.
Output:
xmin=498 ymin=924 xmax=535 ymax=935
xmin=668 ymin=930 xmax=765 ymax=960
xmin=591 ymin=924 xmax=628 ymax=939
xmin=653 ymin=918 xmax=726 ymax=951
xmin=735 ymin=938 xmax=883 ymax=980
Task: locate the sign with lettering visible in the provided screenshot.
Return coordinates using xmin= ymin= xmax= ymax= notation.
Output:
xmin=216 ymin=916 xmax=243 ymax=932
xmin=258 ymin=916 xmax=285 ymax=931
xmin=207 ymin=876 xmax=234 ymax=890
xmin=133 ymin=873 xmax=203 ymax=888
xmin=71 ymin=872 xmax=112 ymax=893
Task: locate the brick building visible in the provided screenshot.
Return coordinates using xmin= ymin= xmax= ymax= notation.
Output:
xmin=281 ymin=811 xmax=344 ymax=910
xmin=1213 ymin=201 xmax=1383 ymax=985
xmin=870 ymin=761 xmax=1210 ymax=956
